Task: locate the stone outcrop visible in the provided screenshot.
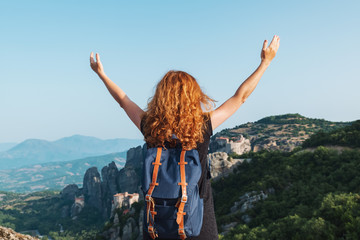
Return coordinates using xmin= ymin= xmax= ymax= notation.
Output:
xmin=228 ymin=188 xmax=275 ymax=223
xmin=0 ymin=226 xmax=38 ymax=240
xmin=208 ymin=152 xmax=251 ymax=180
xmin=60 ymin=205 xmax=70 ymax=218
xmin=99 ymin=207 xmax=143 ymax=240
xmin=60 ymin=145 xmax=146 ymax=220
xmin=220 ymin=222 xmax=237 ymax=236
xmin=83 ymin=167 xmax=102 ymax=211
xmin=117 ymin=145 xmax=144 ymax=194
xmin=101 ymin=162 xmax=119 ymax=218
xmin=71 ymin=196 xmax=85 ymax=218
xmin=117 ymin=168 xmax=140 ymax=194
xmin=253 ymin=138 xmax=302 ymax=152
xmin=122 ymin=217 xmax=138 ymax=240
xmin=102 ymin=162 xmax=119 ymax=196
xmin=138 ymin=209 xmax=144 ymax=239
xmin=60 ymin=184 xmax=79 ymax=202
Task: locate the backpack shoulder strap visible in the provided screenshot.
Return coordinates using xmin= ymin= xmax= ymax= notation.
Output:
xmin=145 ymin=147 xmax=162 ymax=239
xmin=176 ymin=149 xmax=188 ymax=240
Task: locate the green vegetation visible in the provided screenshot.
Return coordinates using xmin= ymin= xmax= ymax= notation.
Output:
xmin=99 ymin=201 xmax=144 ymax=239
xmin=303 ymin=120 xmax=360 ymax=148
xmin=213 ymin=120 xmax=360 ymax=239
xmin=0 ymin=191 xmax=103 ymax=239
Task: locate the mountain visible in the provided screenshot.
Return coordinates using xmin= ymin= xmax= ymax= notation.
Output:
xmin=0 ymin=142 xmax=18 ymax=152
xmin=210 ymin=113 xmax=352 ymax=153
xmin=213 ymin=120 xmax=360 ymax=239
xmin=0 ymin=151 xmax=126 ymax=193
xmin=0 ymin=145 xmax=146 ymax=239
xmin=0 ymin=135 xmax=143 ymax=170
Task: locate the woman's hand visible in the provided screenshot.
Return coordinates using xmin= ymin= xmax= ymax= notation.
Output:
xmin=90 ymin=52 xmax=104 ymax=75
xmin=261 ymin=35 xmax=280 ymax=65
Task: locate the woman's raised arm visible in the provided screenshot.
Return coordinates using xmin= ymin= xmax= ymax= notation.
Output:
xmin=90 ymin=52 xmax=145 ymax=130
xmin=211 ymin=35 xmax=280 ymax=130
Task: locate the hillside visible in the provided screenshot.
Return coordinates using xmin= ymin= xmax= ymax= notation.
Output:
xmin=0 ymin=190 xmax=102 ymax=239
xmin=211 ymin=113 xmax=352 ymax=153
xmin=0 ymin=135 xmax=143 ymax=170
xmin=0 ymin=152 xmax=126 ymax=193
xmin=0 ymin=226 xmax=38 ymax=240
xmin=0 ymin=115 xmax=359 ymax=239
xmin=0 ymin=145 xmax=145 ymax=239
xmin=0 ymin=142 xmax=17 ymax=152
xmin=213 ymin=120 xmax=360 ymax=239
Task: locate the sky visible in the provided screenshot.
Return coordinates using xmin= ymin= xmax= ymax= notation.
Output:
xmin=0 ymin=0 xmax=359 ymax=143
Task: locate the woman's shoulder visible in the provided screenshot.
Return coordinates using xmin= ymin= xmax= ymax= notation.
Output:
xmin=202 ymin=113 xmax=213 ymax=137
xmin=140 ymin=114 xmax=146 ymax=136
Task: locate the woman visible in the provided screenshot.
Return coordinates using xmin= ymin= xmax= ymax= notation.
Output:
xmin=90 ymin=35 xmax=280 ymax=239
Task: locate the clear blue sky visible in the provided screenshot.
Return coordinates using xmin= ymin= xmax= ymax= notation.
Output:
xmin=1 ymin=0 xmax=359 ymax=143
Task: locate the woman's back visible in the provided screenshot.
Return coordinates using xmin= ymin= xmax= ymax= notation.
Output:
xmin=141 ymin=115 xmax=219 ymax=240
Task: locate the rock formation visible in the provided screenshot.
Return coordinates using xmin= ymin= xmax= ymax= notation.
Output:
xmin=71 ymin=196 xmax=85 ymax=218
xmin=101 ymin=161 xmax=119 ymax=218
xmin=99 ymin=207 xmax=143 ymax=240
xmin=228 ymin=188 xmax=275 ymax=224
xmin=117 ymin=145 xmax=144 ymax=194
xmin=82 ymin=167 xmax=103 ymax=211
xmin=60 ymin=145 xmax=146 ymax=220
xmin=60 ymin=184 xmax=79 ymax=202
xmin=208 ymin=152 xmax=251 ymax=180
xmin=58 ymin=142 xmax=257 ymax=239
xmin=122 ymin=217 xmax=138 ymax=240
xmin=0 ymin=226 xmax=38 ymax=240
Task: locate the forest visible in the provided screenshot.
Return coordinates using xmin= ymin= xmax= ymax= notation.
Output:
xmin=214 ymin=120 xmax=360 ymax=239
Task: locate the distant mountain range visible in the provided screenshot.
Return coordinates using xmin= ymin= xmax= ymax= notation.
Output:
xmin=0 ymin=142 xmax=17 ymax=152
xmin=0 ymin=135 xmax=144 ymax=170
xmin=0 ymin=151 xmax=127 ymax=193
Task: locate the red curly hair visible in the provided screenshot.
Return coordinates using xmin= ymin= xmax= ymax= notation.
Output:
xmin=142 ymin=70 xmax=215 ymax=150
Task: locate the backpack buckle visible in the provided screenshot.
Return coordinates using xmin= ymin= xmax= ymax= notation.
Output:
xmin=145 ymin=194 xmax=152 ymax=202
xmin=148 ymin=226 xmax=158 ymax=239
xmin=181 ymin=195 xmax=188 ymax=203
xmin=148 ymin=226 xmax=155 ymax=233
xmin=178 ymin=228 xmax=186 ymax=236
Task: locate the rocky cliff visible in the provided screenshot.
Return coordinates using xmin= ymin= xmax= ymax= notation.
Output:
xmin=60 ymin=144 xmax=146 ymax=220
xmin=117 ymin=145 xmax=144 ymax=194
xmin=0 ymin=226 xmax=38 ymax=240
xmin=210 ymin=113 xmax=351 ymax=153
xmin=59 ymin=143 xmax=251 ymax=238
xmin=208 ymin=152 xmax=251 ymax=180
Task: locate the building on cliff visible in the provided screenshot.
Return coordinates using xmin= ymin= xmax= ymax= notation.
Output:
xmin=112 ymin=192 xmax=139 ymax=212
xmin=213 ymin=135 xmax=251 ymax=155
xmin=71 ymin=195 xmax=85 ymax=218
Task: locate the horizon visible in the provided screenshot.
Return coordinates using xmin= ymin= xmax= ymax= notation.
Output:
xmin=0 ymin=112 xmax=356 ymax=144
xmin=1 ymin=1 xmax=359 ymax=143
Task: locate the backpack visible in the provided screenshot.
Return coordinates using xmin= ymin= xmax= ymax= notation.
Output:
xmin=142 ymin=146 xmax=204 ymax=239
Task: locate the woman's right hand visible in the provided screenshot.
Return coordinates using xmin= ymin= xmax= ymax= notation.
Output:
xmin=90 ymin=52 xmax=104 ymax=75
xmin=261 ymin=35 xmax=280 ymax=65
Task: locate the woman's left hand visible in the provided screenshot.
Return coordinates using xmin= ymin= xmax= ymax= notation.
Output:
xmin=90 ymin=52 xmax=104 ymax=75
